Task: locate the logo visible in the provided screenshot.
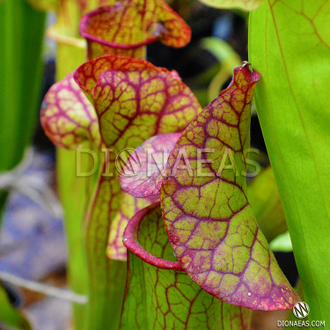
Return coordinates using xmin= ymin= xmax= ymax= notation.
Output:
xmin=115 ymin=148 xmax=144 ymax=176
xmin=292 ymin=302 xmax=310 ymax=319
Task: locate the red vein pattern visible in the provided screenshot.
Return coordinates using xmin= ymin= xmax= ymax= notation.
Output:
xmin=160 ymin=64 xmax=300 ymax=310
xmin=121 ymin=203 xmax=251 ymax=329
xmin=40 ymin=72 xmax=100 ymax=149
xmin=79 ymin=0 xmax=191 ymax=59
xmin=74 ymin=55 xmax=167 ymax=98
xmin=74 ymin=54 xmax=201 ymax=259
xmin=71 ymin=55 xmax=200 ymax=326
xmin=74 ymin=55 xmax=200 ymax=151
xmin=119 ymin=133 xmax=181 ymax=197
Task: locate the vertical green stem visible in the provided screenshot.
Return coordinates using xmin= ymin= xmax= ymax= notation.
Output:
xmin=56 ymin=148 xmax=90 ymax=330
xmin=55 ymin=41 xmax=90 ymax=330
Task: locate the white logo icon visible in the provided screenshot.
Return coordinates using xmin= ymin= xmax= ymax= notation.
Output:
xmin=292 ymin=302 xmax=310 ymax=319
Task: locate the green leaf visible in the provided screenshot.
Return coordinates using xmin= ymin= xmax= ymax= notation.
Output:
xmin=249 ymin=0 xmax=330 ymax=321
xmin=160 ymin=64 xmax=299 ymax=310
xmin=0 ymin=0 xmax=46 ymax=223
xmin=0 ymin=284 xmax=31 ymax=330
xmin=0 ymin=0 xmax=46 ymax=172
xmin=121 ymin=204 xmax=252 ymax=329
